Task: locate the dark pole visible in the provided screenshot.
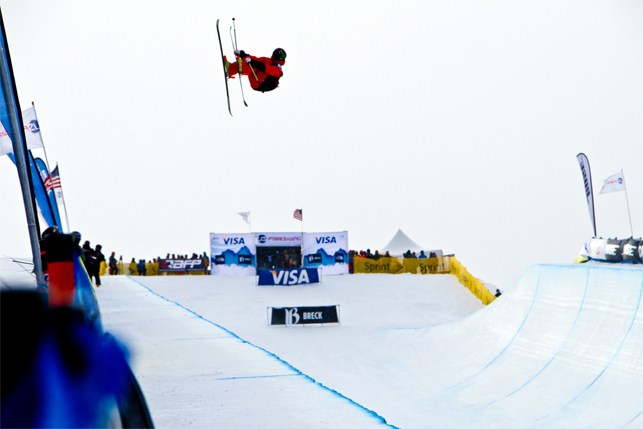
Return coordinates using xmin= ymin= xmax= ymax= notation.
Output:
xmin=0 ymin=9 xmax=46 ymax=290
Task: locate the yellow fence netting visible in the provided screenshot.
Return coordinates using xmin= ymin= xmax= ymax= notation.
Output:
xmin=448 ymin=257 xmax=496 ymax=305
xmin=353 ymin=255 xmax=495 ymax=305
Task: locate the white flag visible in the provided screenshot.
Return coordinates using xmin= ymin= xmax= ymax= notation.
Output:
xmin=0 ymin=106 xmax=45 ymax=156
xmin=238 ymin=212 xmax=250 ymax=224
xmin=600 ymin=171 xmax=626 ymax=194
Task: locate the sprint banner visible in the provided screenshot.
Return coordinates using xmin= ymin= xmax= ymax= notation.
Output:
xmin=353 ymin=256 xmax=451 ymax=274
xmin=159 ymin=258 xmax=207 ymax=273
xmin=258 ymin=268 xmax=320 ymax=286
xmin=302 ymin=231 xmax=349 ymax=275
xmin=269 ymin=305 xmax=339 ymax=326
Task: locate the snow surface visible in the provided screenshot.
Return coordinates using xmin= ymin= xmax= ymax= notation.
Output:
xmin=97 ymin=273 xmax=483 ymax=428
xmin=3 ymin=259 xmax=643 ymax=428
xmin=96 ymin=266 xmax=643 ymax=428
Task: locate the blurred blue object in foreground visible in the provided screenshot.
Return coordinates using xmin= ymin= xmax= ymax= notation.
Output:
xmin=1 ymin=291 xmax=154 ymax=428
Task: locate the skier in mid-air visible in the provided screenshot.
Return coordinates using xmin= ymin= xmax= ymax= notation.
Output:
xmin=224 ymin=48 xmax=286 ymax=93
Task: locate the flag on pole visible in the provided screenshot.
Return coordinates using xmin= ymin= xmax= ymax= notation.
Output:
xmin=0 ymin=106 xmax=44 ymax=156
xmin=293 ymin=208 xmax=303 ymax=221
xmin=44 ymin=165 xmax=61 ymax=192
xmin=238 ymin=212 xmax=250 ymax=225
xmin=600 ymin=171 xmax=626 ymax=194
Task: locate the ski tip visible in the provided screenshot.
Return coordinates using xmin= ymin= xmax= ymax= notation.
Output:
xmin=233 ymin=17 xmax=236 ymax=21
xmin=216 ymin=18 xmax=220 ymax=25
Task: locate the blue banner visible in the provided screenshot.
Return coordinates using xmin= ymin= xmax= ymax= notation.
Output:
xmin=34 ymin=157 xmax=62 ymax=228
xmin=258 ymin=268 xmax=320 ymax=286
xmin=7 ymin=151 xmax=58 ymax=229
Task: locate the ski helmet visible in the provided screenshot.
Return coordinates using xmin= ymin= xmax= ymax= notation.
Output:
xmin=271 ymin=48 xmax=286 ymax=61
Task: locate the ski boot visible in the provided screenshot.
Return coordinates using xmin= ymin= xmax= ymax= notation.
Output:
xmin=223 ymin=56 xmax=235 ymax=79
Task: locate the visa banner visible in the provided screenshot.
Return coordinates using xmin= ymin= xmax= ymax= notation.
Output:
xmin=258 ymin=268 xmax=320 ymax=286
xmin=302 ymin=231 xmax=349 ymax=275
xmin=210 ymin=233 xmax=257 ymax=276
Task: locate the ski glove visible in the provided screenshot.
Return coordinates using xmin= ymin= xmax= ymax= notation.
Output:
xmin=234 ymin=50 xmax=248 ymax=58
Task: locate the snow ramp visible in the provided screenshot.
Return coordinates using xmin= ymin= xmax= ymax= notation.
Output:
xmin=396 ymin=264 xmax=643 ymax=428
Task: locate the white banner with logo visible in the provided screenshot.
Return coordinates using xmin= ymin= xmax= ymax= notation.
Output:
xmin=210 ymin=233 xmax=256 ymax=276
xmin=303 ymin=231 xmax=349 ymax=275
xmin=576 ymin=153 xmax=597 ymax=237
xmin=0 ymin=107 xmax=44 ymax=156
xmin=600 ymin=171 xmax=626 ymax=194
xmin=255 ymin=232 xmax=303 ymax=247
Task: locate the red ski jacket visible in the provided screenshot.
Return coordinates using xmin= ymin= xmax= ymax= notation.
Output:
xmin=242 ymin=55 xmax=285 ymax=92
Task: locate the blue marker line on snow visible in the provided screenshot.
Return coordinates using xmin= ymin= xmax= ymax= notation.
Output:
xmin=125 ymin=276 xmax=397 ymax=428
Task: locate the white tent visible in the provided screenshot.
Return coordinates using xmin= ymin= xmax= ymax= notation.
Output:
xmin=380 ymin=229 xmax=443 ymax=258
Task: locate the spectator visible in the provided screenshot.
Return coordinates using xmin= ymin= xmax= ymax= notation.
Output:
xmin=71 ymin=231 xmax=84 ymax=262
xmin=384 ymin=251 xmax=392 ymax=258
xmin=495 ymin=289 xmax=502 ymax=297
xmin=203 ymin=252 xmax=210 ymax=274
xmin=96 ymin=245 xmax=106 ymax=278
xmin=366 ymin=249 xmax=374 ymax=259
xmin=129 ymin=258 xmax=137 ymax=276
xmin=137 ymin=259 xmax=147 ymax=276
xmin=418 ymin=250 xmax=427 ymax=259
xmin=109 ymin=252 xmax=119 ymax=275
xmin=82 ymin=241 xmax=100 ymax=287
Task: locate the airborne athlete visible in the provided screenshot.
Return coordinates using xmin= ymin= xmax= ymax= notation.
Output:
xmin=224 ymin=48 xmax=286 ymax=93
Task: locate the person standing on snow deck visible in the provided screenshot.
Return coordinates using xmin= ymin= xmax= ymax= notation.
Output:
xmin=224 ymin=48 xmax=286 ymax=92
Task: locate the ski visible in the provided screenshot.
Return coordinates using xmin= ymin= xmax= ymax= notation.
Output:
xmin=231 ymin=18 xmax=248 ymax=107
xmin=216 ymin=19 xmax=232 ymax=116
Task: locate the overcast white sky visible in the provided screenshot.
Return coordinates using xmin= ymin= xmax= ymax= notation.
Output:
xmin=0 ymin=1 xmax=641 ymax=288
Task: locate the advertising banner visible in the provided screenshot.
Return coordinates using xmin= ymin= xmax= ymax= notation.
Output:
xmin=258 ymin=268 xmax=320 ymax=286
xmin=576 ymin=153 xmax=597 ymax=237
xmin=210 ymin=233 xmax=256 ymax=276
xmin=449 ymin=257 xmax=496 ymax=305
xmin=353 ymin=256 xmax=451 ymax=274
xmin=269 ymin=305 xmax=339 ymax=326
xmin=255 ymin=232 xmax=302 ymax=247
xmin=158 ymin=258 xmax=207 ymax=273
xmin=302 ymin=231 xmax=349 ymax=275
xmin=622 ymin=239 xmax=643 ymax=263
xmin=353 ymin=256 xmax=403 ymax=274
xmin=585 ymin=237 xmax=643 ymax=264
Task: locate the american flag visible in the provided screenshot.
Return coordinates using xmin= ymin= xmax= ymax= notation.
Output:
xmin=293 ymin=208 xmax=303 ymax=221
xmin=44 ymin=165 xmax=61 ymax=193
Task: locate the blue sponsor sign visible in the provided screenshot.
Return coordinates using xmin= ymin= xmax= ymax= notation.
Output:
xmin=258 ymin=268 xmax=320 ymax=286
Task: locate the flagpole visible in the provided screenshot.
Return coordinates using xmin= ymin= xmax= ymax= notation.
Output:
xmin=622 ymin=170 xmax=634 ymax=237
xmin=56 ymin=162 xmax=71 ymax=233
xmin=0 ymin=12 xmax=45 ymax=289
xmin=33 ymin=103 xmax=69 ymax=233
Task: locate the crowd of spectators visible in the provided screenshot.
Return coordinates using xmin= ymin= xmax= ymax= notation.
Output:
xmin=257 ymin=249 xmax=301 ymax=270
